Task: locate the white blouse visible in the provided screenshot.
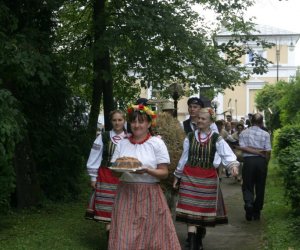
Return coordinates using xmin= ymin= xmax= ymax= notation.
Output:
xmin=111 ymin=136 xmax=170 ymax=183
xmin=174 ymin=130 xmax=239 ymax=178
xmin=86 ymin=130 xmax=126 ymax=181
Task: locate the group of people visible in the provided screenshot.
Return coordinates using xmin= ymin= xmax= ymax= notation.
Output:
xmin=85 ymin=96 xmax=271 ymax=250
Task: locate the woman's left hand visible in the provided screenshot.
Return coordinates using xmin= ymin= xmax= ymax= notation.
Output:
xmin=132 ymin=166 xmax=148 ymax=174
xmin=230 ymin=165 xmax=239 ymax=177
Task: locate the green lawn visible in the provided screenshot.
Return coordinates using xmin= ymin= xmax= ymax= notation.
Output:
xmin=1 ymin=159 xmax=300 ymax=250
xmin=263 ymin=159 xmax=300 ymax=249
xmin=0 ymin=194 xmax=107 ymax=250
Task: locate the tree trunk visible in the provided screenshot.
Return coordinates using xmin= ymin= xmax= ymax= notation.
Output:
xmin=88 ymin=0 xmax=114 ymax=138
xmin=12 ymin=134 xmax=42 ymax=208
xmin=103 ymin=50 xmax=115 ymax=131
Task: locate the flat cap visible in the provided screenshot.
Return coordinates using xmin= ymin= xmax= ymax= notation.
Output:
xmin=187 ymin=97 xmax=204 ymax=107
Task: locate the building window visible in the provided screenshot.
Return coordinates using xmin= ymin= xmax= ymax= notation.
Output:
xmin=248 ymin=51 xmax=254 ymax=63
xmin=246 ymin=49 xmax=266 ymax=65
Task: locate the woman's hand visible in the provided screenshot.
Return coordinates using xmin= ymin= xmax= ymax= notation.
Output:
xmin=91 ymin=181 xmax=96 ymax=189
xmin=133 ymin=167 xmax=148 ymax=174
xmin=173 ymin=176 xmax=180 ymax=189
xmin=133 ymin=164 xmax=168 ymax=179
xmin=230 ymin=165 xmax=239 ymax=177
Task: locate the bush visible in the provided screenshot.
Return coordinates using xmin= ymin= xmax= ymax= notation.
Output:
xmin=272 ymin=124 xmax=300 ymax=156
xmin=277 ymin=140 xmax=300 ymax=214
xmin=29 ymin=95 xmax=88 ymax=201
xmin=0 ymin=89 xmax=25 ymax=212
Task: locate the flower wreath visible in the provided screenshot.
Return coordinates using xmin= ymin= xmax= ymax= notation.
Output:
xmin=207 ymin=107 xmax=216 ymax=122
xmin=127 ymin=104 xmax=157 ymax=127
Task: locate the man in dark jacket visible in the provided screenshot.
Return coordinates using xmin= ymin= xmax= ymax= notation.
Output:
xmin=183 ymin=97 xmax=204 ymax=134
xmin=183 ymin=97 xmax=218 ymax=135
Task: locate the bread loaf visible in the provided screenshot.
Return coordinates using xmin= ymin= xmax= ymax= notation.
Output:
xmin=112 ymin=157 xmax=142 ymax=169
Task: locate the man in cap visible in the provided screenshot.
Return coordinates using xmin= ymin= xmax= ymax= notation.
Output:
xmin=135 ymin=98 xmax=149 ymax=106
xmin=183 ymin=97 xmax=218 ymax=135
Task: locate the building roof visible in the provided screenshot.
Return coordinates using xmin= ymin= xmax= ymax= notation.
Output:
xmin=218 ymin=24 xmax=300 ymax=37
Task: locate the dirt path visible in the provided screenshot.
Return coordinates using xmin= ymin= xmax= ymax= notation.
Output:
xmin=174 ymin=176 xmax=265 ymax=250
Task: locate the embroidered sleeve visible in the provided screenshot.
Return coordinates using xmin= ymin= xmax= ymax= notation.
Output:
xmin=86 ymin=134 xmax=103 ymax=181
xmin=174 ymin=137 xmax=189 ymax=178
xmin=216 ymin=138 xmax=239 ymax=170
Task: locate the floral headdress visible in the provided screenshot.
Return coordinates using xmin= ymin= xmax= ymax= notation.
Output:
xmin=127 ymin=104 xmax=157 ymax=127
xmin=201 ymin=107 xmax=216 ymax=122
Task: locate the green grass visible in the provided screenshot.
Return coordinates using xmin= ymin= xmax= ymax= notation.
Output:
xmin=262 ymin=159 xmax=300 ymax=250
xmin=2 ymin=160 xmax=300 ymax=250
xmin=0 ymin=193 xmax=107 ymax=250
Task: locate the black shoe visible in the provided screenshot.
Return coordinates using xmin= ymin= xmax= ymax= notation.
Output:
xmin=245 ymin=213 xmax=252 ymax=221
xmin=185 ymin=236 xmax=190 ymax=248
xmin=197 ymin=237 xmax=204 ymax=250
xmin=244 ymin=204 xmax=253 ymax=221
xmin=196 ymin=226 xmax=206 ymax=239
xmin=188 ymin=232 xmax=197 ymax=250
xmin=253 ymin=212 xmax=261 ymax=221
xmin=195 ymin=226 xmax=205 ymax=250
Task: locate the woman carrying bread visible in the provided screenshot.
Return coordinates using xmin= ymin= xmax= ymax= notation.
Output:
xmin=108 ymin=104 xmax=181 ymax=250
xmin=173 ymin=108 xmax=239 ymax=250
xmin=85 ymin=110 xmax=127 ymax=237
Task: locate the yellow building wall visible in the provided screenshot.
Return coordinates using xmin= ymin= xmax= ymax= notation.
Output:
xmin=267 ymin=45 xmax=288 ymax=64
xmin=249 ymin=89 xmax=259 ymax=113
xmin=223 ymin=84 xmax=247 ymax=119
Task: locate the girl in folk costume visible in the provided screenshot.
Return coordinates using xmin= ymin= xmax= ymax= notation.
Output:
xmin=108 ymin=104 xmax=181 ymax=250
xmin=85 ymin=110 xmax=127 ymax=237
xmin=173 ymin=108 xmax=239 ymax=250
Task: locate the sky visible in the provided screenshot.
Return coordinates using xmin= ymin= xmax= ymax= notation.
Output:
xmin=246 ymin=0 xmax=300 ymax=64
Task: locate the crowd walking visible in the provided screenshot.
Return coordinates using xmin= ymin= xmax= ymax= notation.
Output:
xmin=85 ymin=97 xmax=271 ymax=250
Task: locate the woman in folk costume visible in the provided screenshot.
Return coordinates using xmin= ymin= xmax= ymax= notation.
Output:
xmin=108 ymin=104 xmax=181 ymax=250
xmin=85 ymin=110 xmax=127 ymax=237
xmin=173 ymin=108 xmax=239 ymax=250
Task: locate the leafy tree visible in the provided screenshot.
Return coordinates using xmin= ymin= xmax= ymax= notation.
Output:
xmin=55 ymin=0 xmax=272 ymax=137
xmin=279 ymin=77 xmax=300 ymax=126
xmin=0 ymin=90 xmax=25 ymax=212
xmin=0 ymin=0 xmax=88 ymax=208
xmin=256 ymin=81 xmax=287 ymax=131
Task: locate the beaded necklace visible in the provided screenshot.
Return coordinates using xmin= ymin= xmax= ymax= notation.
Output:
xmin=129 ymin=133 xmax=151 ymax=145
xmin=198 ymin=130 xmax=212 ymax=145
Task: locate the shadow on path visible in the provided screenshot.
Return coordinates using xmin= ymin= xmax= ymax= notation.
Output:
xmin=174 ymin=177 xmax=265 ymax=250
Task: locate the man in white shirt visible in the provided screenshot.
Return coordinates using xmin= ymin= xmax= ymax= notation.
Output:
xmin=238 ymin=113 xmax=271 ymax=221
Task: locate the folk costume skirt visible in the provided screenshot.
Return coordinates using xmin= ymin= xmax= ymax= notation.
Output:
xmin=85 ymin=166 xmax=120 ymax=222
xmin=176 ymin=165 xmax=228 ymax=226
xmin=108 ymin=182 xmax=181 ymax=250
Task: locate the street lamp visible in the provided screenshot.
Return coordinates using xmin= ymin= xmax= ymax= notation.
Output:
xmin=276 ymin=44 xmax=280 ymax=82
xmin=168 ymin=83 xmax=183 ymax=118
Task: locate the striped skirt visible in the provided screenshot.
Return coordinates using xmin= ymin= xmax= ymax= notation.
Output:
xmin=176 ymin=165 xmax=228 ymax=226
xmin=108 ymin=182 xmax=181 ymax=250
xmin=85 ymin=166 xmax=119 ymax=222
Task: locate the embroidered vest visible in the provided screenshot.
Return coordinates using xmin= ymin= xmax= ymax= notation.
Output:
xmin=101 ymin=131 xmax=117 ymax=166
xmin=186 ymin=132 xmax=221 ymax=169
